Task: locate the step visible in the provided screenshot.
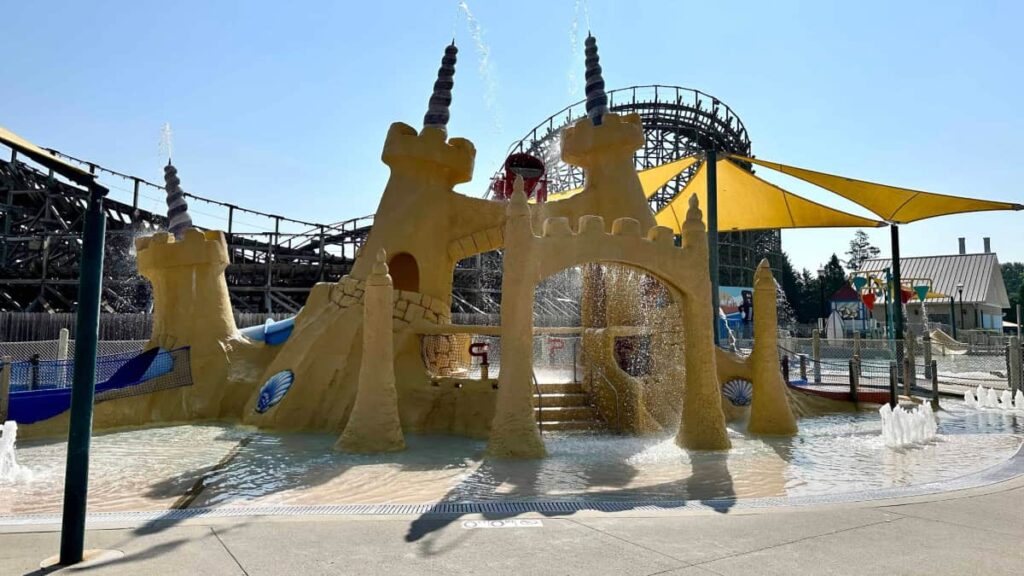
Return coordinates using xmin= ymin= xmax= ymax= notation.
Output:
xmin=534 ymin=382 xmax=584 ymax=394
xmin=534 ymin=405 xmax=598 ymax=422
xmin=540 ymin=420 xmax=605 ymax=432
xmin=532 ymin=392 xmax=590 ymax=408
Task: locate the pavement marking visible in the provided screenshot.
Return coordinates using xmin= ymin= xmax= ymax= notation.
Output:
xmin=461 ymin=519 xmax=544 ymax=529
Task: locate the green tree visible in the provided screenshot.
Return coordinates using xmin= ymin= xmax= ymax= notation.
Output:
xmin=845 ymin=230 xmax=881 ymax=272
xmin=821 ymin=253 xmax=848 ymax=306
xmin=777 ymin=251 xmax=803 ymax=324
xmin=1001 ymin=262 xmax=1023 ymax=322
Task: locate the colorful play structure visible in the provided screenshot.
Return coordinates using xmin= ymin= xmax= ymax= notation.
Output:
xmin=7 ymin=36 xmax=808 ymax=457
xmin=7 ymin=36 xmax=1020 ymax=462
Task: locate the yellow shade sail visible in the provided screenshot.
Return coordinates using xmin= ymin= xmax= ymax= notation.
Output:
xmin=638 ymin=156 xmax=698 ymax=199
xmin=541 ymin=155 xmax=698 ymax=203
xmin=654 ymin=159 xmax=886 ymax=232
xmin=733 ymin=155 xmax=1024 ymax=223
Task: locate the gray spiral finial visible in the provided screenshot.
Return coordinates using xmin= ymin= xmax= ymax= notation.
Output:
xmin=423 ymin=42 xmax=458 ymax=131
xmin=584 ymin=34 xmax=608 ymax=126
xmin=163 ymin=161 xmax=193 ymax=240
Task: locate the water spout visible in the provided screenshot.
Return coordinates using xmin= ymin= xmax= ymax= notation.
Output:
xmin=0 ymin=420 xmax=32 ymax=483
xmin=965 ymin=385 xmax=1023 ymax=411
xmin=879 ymin=404 xmax=937 ymax=448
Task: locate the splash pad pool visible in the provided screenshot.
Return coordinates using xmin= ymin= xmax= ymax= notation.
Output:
xmin=3 ymin=402 xmax=1021 ymax=520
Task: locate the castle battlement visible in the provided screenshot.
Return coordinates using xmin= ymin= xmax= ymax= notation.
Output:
xmin=380 ymin=123 xmax=475 ymax=185
xmin=135 ymin=228 xmax=229 ymax=273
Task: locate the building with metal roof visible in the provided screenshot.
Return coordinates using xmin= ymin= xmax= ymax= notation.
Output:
xmin=860 ymin=238 xmax=1010 ymax=332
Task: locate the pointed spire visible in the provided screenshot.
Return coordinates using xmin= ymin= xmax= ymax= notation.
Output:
xmin=584 ymin=34 xmax=608 ymax=126
xmin=163 ymin=161 xmax=193 ymax=240
xmin=423 ymin=42 xmax=458 ymax=132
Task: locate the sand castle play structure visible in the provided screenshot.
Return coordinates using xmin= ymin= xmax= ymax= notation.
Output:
xmin=20 ymin=37 xmax=799 ymax=457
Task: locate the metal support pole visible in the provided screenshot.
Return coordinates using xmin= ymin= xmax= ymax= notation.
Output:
xmin=890 ymin=225 xmax=905 ymax=385
xmin=923 ymin=332 xmax=933 ymax=379
xmin=1003 ymin=334 xmax=1019 ymax=391
xmin=59 ymin=185 xmax=107 ymax=565
xmin=888 ymin=361 xmax=898 ymax=408
xmin=930 ymin=359 xmax=940 ymax=410
xmin=949 ymin=296 xmax=957 ymax=340
xmin=318 ymin=226 xmax=326 ymax=282
xmin=58 ymin=328 xmax=70 ymax=361
xmin=706 ymin=148 xmax=720 ymax=346
xmin=799 ymin=354 xmax=807 ymax=381
xmin=781 ymin=354 xmax=790 ymax=383
xmin=853 ymin=331 xmax=862 ymax=376
xmin=1010 ymin=335 xmax=1022 ymax=394
xmin=848 ymin=358 xmax=859 ymax=403
xmin=903 ymin=353 xmax=913 ymax=397
xmin=812 ymin=328 xmax=822 ymax=384
xmin=131 ymin=178 xmax=140 ymax=211
xmin=0 ymin=356 xmax=11 ymax=422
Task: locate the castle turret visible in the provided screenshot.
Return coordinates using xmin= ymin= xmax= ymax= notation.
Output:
xmin=163 ymin=161 xmax=193 ymax=240
xmin=748 ymin=259 xmax=798 ymax=435
xmin=136 ymin=229 xmax=240 ymax=417
xmin=423 ymin=42 xmax=458 ymax=132
xmin=556 ymin=33 xmax=655 ymax=232
xmin=348 ymin=42 xmax=478 ymax=305
xmin=584 ymin=34 xmax=609 ymax=126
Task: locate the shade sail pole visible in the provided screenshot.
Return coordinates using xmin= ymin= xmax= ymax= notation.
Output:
xmin=889 ymin=223 xmax=905 ymax=393
xmin=59 ymin=183 xmax=107 ymax=565
xmin=706 ymin=149 xmax=721 ymax=346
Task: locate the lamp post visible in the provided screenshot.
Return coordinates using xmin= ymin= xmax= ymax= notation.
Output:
xmin=949 ymin=295 xmax=957 ymax=339
xmin=957 ymin=282 xmax=965 ymax=332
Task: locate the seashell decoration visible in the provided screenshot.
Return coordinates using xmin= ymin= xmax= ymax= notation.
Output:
xmin=255 ymin=370 xmax=295 ymax=414
xmin=721 ymin=379 xmax=753 ymax=407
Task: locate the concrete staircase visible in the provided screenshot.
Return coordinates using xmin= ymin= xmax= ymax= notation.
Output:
xmin=533 ymin=381 xmax=605 ymax=432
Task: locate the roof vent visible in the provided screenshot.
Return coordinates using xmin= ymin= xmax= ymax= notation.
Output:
xmin=958 ymin=237 xmax=966 ymax=255
xmin=983 ymin=237 xmax=991 ymax=253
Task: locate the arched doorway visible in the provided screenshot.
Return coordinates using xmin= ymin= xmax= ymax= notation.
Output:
xmin=388 ymin=252 xmax=419 ymax=292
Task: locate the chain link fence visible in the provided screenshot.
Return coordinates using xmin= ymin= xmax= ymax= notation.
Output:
xmin=780 ymin=333 xmax=1022 ymax=401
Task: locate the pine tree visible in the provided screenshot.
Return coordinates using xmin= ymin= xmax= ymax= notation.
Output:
xmin=845 ymin=230 xmax=881 ymax=272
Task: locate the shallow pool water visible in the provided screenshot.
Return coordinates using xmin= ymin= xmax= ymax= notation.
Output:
xmin=2 ymin=401 xmax=1021 ymax=516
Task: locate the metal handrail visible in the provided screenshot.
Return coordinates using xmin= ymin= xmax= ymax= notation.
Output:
xmin=590 ymin=366 xmax=622 ymax=433
xmin=531 ymin=369 xmax=543 ymax=435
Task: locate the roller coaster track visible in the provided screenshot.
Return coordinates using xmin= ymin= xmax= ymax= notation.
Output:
xmin=0 ymin=143 xmax=373 ymax=313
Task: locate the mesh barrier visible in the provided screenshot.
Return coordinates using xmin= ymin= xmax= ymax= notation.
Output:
xmin=0 ymin=339 xmax=147 ymax=362
xmin=3 ymin=347 xmax=189 ymax=394
xmin=95 ymin=348 xmax=192 ymax=403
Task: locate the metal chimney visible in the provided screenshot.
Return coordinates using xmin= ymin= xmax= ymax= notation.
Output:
xmin=958 ymin=237 xmax=966 ymax=255
xmin=983 ymin=237 xmax=991 ymax=253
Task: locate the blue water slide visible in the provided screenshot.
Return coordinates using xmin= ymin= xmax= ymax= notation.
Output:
xmin=6 ymin=348 xmax=178 ymax=424
xmin=240 ymin=315 xmax=297 ymax=346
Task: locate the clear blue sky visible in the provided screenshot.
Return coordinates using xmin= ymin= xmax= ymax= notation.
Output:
xmin=3 ymin=0 xmax=1022 ymax=272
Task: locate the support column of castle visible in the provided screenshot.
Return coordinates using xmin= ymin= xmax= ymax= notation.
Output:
xmin=748 ymin=260 xmax=798 ymax=435
xmin=136 ymin=228 xmax=239 ymax=418
xmin=676 ymin=195 xmax=731 ymax=450
xmin=337 ymin=249 xmax=406 ymax=453
xmin=486 ymin=179 xmax=546 ymax=459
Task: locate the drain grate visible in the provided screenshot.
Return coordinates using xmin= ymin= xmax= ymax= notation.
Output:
xmin=2 ymin=444 xmax=1021 ymax=527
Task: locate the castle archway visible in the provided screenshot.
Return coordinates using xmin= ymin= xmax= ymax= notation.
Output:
xmin=388 ymin=252 xmax=420 ymax=292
